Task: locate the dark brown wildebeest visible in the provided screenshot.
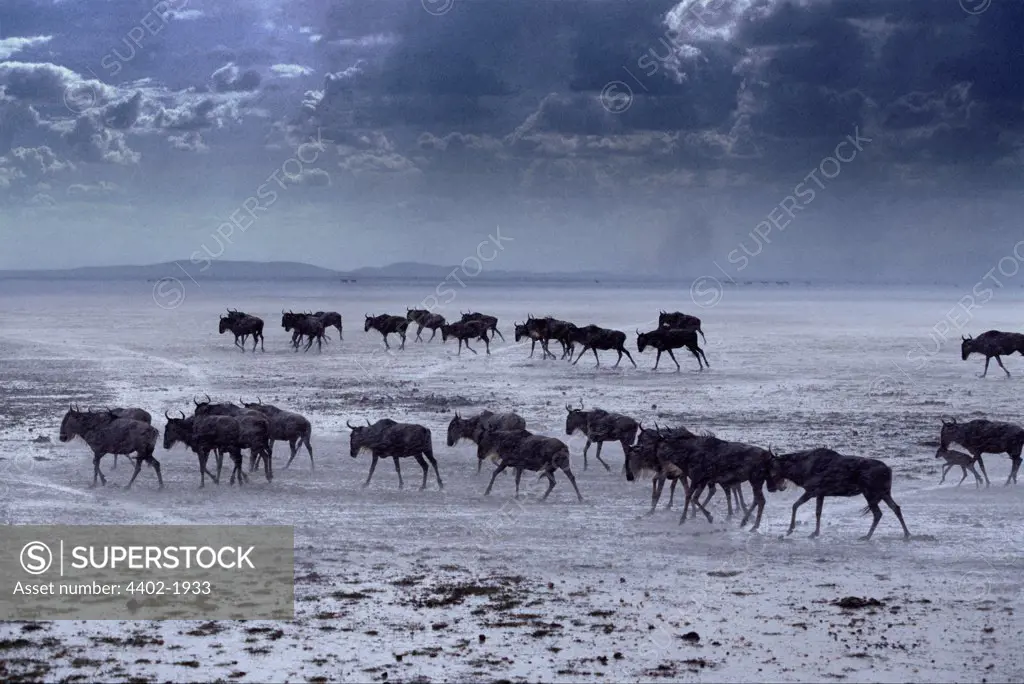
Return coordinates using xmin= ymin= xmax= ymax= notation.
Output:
xmin=220 ymin=309 xmax=265 ymax=352
xmin=282 ymin=311 xmax=330 ymax=352
xmin=364 ymin=314 xmax=409 ymax=350
xmin=658 ymin=310 xmax=706 ymax=343
xmin=407 ymin=309 xmax=446 ymax=342
xmin=768 ymin=448 xmax=911 ymax=540
xmin=939 ymin=417 xmax=1024 ymax=487
xmin=476 ymin=427 xmax=583 ymax=502
xmin=935 ymin=447 xmax=984 ymax=488
xmin=446 ymin=410 xmax=527 ymax=472
xmin=568 ymin=324 xmax=637 ymax=368
xmin=241 ymin=398 xmax=314 ymax=471
xmin=59 ymin=406 xmax=163 ymax=489
xmin=636 ymin=327 xmax=709 ymax=371
xmin=523 ymin=314 xmax=575 ymax=360
xmin=192 ymin=396 xmax=273 ymax=482
xmin=313 ymin=311 xmax=343 ymax=340
xmin=77 ymin=406 xmax=151 ymax=469
xmin=461 ymin=311 xmax=505 ymax=342
xmin=515 ymin=320 xmax=555 ymax=359
xmin=162 ymin=411 xmax=227 ymax=487
xmin=960 ymin=331 xmax=1024 ymax=378
xmin=440 ymin=319 xmax=491 ymax=355
xmin=348 ymin=419 xmax=442 ymax=490
xmin=564 ymin=400 xmax=638 ymax=471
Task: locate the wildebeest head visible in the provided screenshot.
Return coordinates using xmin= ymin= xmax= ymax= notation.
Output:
xmin=636 ymin=329 xmax=650 ymax=352
xmin=938 ymin=417 xmax=961 ymax=450
xmin=439 ymin=324 xmax=452 ymax=342
xmin=564 ymin=400 xmax=587 ymax=435
xmin=446 ymin=411 xmax=471 ymax=447
xmin=364 ymin=314 xmax=374 ymax=332
xmin=764 ymin=445 xmax=787 ymax=492
xmin=162 ymin=410 xmax=191 ymax=450
xmin=513 ymin=322 xmax=527 ymax=341
xmin=219 ymin=316 xmax=231 ymax=334
xmin=59 ymin=404 xmax=83 ymax=442
xmin=347 ymin=419 xmax=374 ymax=458
xmin=960 ymin=335 xmax=974 ymax=361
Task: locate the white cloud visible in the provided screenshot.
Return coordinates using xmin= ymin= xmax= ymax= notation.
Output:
xmin=0 ymin=36 xmax=53 ymax=60
xmin=270 ymin=63 xmax=314 ymax=79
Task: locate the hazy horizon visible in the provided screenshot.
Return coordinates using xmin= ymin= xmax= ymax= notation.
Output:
xmin=1 ymin=0 xmax=1021 ymax=284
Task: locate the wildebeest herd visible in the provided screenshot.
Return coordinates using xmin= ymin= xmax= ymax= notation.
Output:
xmin=216 ymin=307 xmax=711 ymax=371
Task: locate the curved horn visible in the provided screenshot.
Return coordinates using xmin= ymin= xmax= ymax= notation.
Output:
xmin=346 ymin=420 xmax=357 ymax=429
xmin=636 ymin=328 xmax=640 ymax=336
xmin=257 ymin=397 xmax=263 ymax=405
xmin=565 ymin=403 xmax=572 ymax=412
xmin=165 ymin=409 xmax=172 ymax=420
xmin=193 ymin=396 xmax=200 ymax=406
xmin=239 ymin=397 xmax=246 ymax=406
xmin=204 ymin=393 xmax=212 ymax=404
xmin=366 ymin=418 xmax=372 ymax=426
xmin=178 ymin=410 xmax=186 ymax=419
xmin=578 ymin=398 xmax=584 ymax=410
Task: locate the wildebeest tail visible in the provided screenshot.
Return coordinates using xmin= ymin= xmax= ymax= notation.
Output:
xmin=697 ymin=327 xmax=706 ymax=344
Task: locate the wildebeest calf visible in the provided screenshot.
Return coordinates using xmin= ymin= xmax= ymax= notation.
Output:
xmin=960 ymin=330 xmax=1024 ymax=378
xmin=769 ymin=448 xmax=911 ymax=540
xmin=935 ymin=447 xmax=983 ymax=488
xmin=348 ymin=419 xmax=443 ymax=490
xmin=477 ymin=428 xmax=583 ymax=502
xmin=939 ymin=417 xmax=1024 ymax=487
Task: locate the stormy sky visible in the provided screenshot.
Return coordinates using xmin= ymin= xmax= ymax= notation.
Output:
xmin=0 ymin=0 xmax=1021 ymax=281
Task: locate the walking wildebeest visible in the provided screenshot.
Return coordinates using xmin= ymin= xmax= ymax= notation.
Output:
xmin=192 ymin=396 xmax=273 ymax=482
xmin=240 ymin=398 xmax=314 ymax=470
xmin=162 ymin=410 xmax=226 ymax=487
xmin=564 ymin=401 xmax=638 ymax=471
xmin=636 ymin=327 xmax=709 ymax=371
xmin=524 ymin=315 xmax=575 ymax=359
xmin=282 ymin=311 xmax=329 ymax=352
xmin=220 ymin=309 xmax=265 ymax=352
xmin=476 ymin=427 xmax=583 ymax=502
xmin=446 ymin=410 xmax=527 ymax=472
xmin=59 ymin=405 xmax=163 ymax=489
xmin=441 ymin=319 xmax=491 ymax=355
xmin=568 ymin=324 xmax=637 ymax=368
xmin=313 ymin=311 xmax=343 ymax=340
xmin=658 ymin=310 xmax=706 ymax=343
xmin=348 ymin=419 xmax=443 ymax=490
xmin=364 ymin=314 xmax=409 ymax=350
xmin=960 ymin=331 xmax=1024 ymax=378
xmin=461 ymin=311 xmax=505 ymax=342
xmin=935 ymin=447 xmax=984 ymax=488
xmin=938 ymin=417 xmax=1024 ymax=487
xmin=83 ymin=406 xmax=151 ymax=469
xmin=768 ymin=448 xmax=911 ymax=540
xmin=407 ymin=309 xmax=446 ymax=342
xmin=515 ymin=320 xmax=555 ymax=360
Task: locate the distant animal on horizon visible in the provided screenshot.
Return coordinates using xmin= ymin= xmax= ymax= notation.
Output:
xmin=636 ymin=327 xmax=709 ymax=371
xmin=934 ymin=447 xmax=984 ymax=488
xmin=220 ymin=309 xmax=265 ymax=352
xmin=59 ymin=405 xmax=163 ymax=489
xmin=960 ymin=331 xmax=1024 ymax=378
xmin=364 ymin=314 xmax=409 ymax=350
xmin=939 ymin=417 xmax=1024 ymax=487
xmin=768 ymin=448 xmax=911 ymax=541
xmin=461 ymin=311 xmax=505 ymax=342
xmin=658 ymin=311 xmax=706 ymax=343
xmin=407 ymin=308 xmax=446 ymax=342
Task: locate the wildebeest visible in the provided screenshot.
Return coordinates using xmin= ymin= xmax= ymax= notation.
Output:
xmin=192 ymin=396 xmax=273 ymax=482
xmin=90 ymin=406 xmax=151 ymax=469
xmin=935 ymin=447 xmax=984 ymax=488
xmin=407 ymin=309 xmax=446 ymax=342
xmin=162 ymin=410 xmax=226 ymax=487
xmin=514 ymin=320 xmax=555 ymax=360
xmin=240 ymin=398 xmax=314 ymax=470
xmin=220 ymin=309 xmax=265 ymax=352
xmin=461 ymin=311 xmax=505 ymax=342
xmin=476 ymin=427 xmax=583 ymax=502
xmin=522 ymin=315 xmax=575 ymax=360
xmin=313 ymin=311 xmax=344 ymax=340
xmin=568 ymin=324 xmax=637 ymax=368
xmin=636 ymin=327 xmax=709 ymax=371
xmin=446 ymin=410 xmax=527 ymax=472
xmin=364 ymin=314 xmax=409 ymax=350
xmin=282 ymin=311 xmax=329 ymax=352
xmin=564 ymin=401 xmax=638 ymax=471
xmin=939 ymin=417 xmax=1024 ymax=487
xmin=59 ymin=405 xmax=163 ymax=489
xmin=658 ymin=310 xmax=706 ymax=343
xmin=768 ymin=448 xmax=911 ymax=540
xmin=441 ymin=319 xmax=491 ymax=355
xmin=960 ymin=331 xmax=1024 ymax=378
xmin=348 ymin=419 xmax=443 ymax=490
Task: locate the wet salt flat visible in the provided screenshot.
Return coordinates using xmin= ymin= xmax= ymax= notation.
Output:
xmin=1 ymin=279 xmax=1022 ymax=683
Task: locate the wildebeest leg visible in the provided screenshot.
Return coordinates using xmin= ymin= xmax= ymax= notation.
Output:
xmin=301 ymin=433 xmax=314 ymax=470
xmin=620 ymin=347 xmax=637 ymax=368
xmin=91 ymin=451 xmax=107 ymax=487
xmin=880 ymin=493 xmax=911 ymax=539
xmin=537 ymin=467 xmax=557 ymax=500
xmin=262 ymin=449 xmax=273 ymax=482
xmin=666 ymin=478 xmax=678 ymax=509
xmin=739 ymin=483 xmax=766 ymax=530
xmin=667 ymin=348 xmax=682 ymax=371
xmin=393 ymin=456 xmax=405 ymax=489
xmin=416 ymin=324 xmax=424 ymax=342
xmin=559 ymin=465 xmax=583 ymax=502
xmin=786 ymin=491 xmax=815 ymax=535
xmin=428 ymin=327 xmax=438 ymax=342
xmin=514 ymin=467 xmax=525 ymax=498
xmin=954 ymin=466 xmax=967 ymax=486
xmin=126 ymin=453 xmax=146 ymax=489
xmin=483 ymin=336 xmax=490 ymax=355
xmin=593 ymin=441 xmax=611 ymax=472
xmin=688 ymin=345 xmax=704 ymax=370
xmin=148 ymin=454 xmax=164 ymax=489
xmin=112 ymin=454 xmax=117 ymax=470
xmin=464 ymin=339 xmax=477 ymax=355
xmin=363 ymin=454 xmax=379 ymax=488
xmin=492 ymin=326 xmax=505 ymax=342
xmin=980 ymin=356 xmax=991 ymax=377
xmin=485 ymin=463 xmax=508 ymax=495
xmin=645 ymin=476 xmax=664 ymax=516
xmin=968 ymin=462 xmax=983 ymax=488
xmin=810 ymin=495 xmax=826 ymax=538
xmin=697 ymin=345 xmax=709 ymax=368
xmin=995 ymin=355 xmax=1011 ymax=378
xmin=973 ymin=452 xmax=991 ymax=487
xmin=381 ymin=333 xmax=391 ymax=350
xmin=581 ymin=438 xmax=591 ymax=470
xmin=424 ymin=448 xmax=443 ymax=490
xmin=259 ymin=331 xmax=265 ymax=352
xmin=399 ymin=332 xmax=407 ymax=350
xmin=939 ymin=463 xmax=952 ymax=484
xmin=1008 ymin=457 xmax=1022 ymax=485
xmin=653 ymin=349 xmax=662 ymax=370
xmin=413 ymin=453 xmax=430 ymax=490
xmin=859 ymin=498 xmax=885 ymax=541
xmin=283 ymin=438 xmax=299 ymax=469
